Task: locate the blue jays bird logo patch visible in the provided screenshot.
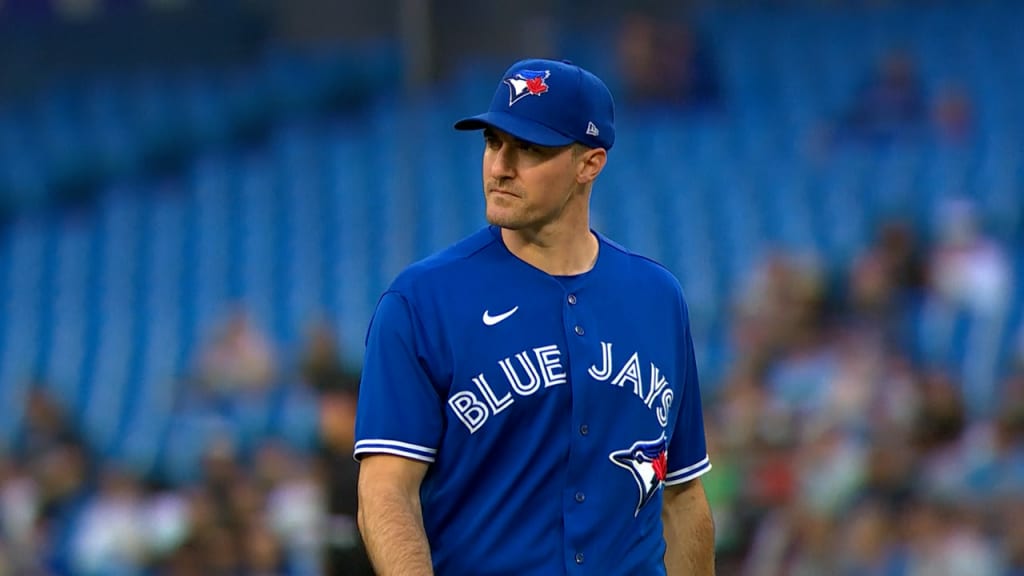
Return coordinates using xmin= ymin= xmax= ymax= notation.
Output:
xmin=504 ymin=70 xmax=550 ymax=106
xmin=610 ymin=434 xmax=669 ymax=516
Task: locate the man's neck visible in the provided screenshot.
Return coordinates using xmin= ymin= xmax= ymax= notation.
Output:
xmin=501 ymin=222 xmax=599 ymax=276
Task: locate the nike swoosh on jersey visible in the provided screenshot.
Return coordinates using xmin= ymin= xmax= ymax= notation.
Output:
xmin=482 ymin=306 xmax=519 ymax=326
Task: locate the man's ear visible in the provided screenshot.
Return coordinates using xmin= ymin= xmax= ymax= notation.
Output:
xmin=576 ymin=147 xmax=607 ymax=185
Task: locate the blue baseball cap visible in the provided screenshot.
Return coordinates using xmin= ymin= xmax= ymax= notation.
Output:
xmin=454 ymin=58 xmax=615 ymax=150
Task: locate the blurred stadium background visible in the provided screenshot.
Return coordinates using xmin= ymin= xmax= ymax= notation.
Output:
xmin=1 ymin=0 xmax=1023 ymax=574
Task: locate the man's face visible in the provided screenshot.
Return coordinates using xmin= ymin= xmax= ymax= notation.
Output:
xmin=481 ymin=128 xmax=580 ymax=231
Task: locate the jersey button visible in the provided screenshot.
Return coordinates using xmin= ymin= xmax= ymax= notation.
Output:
xmin=574 ymin=325 xmax=584 ymax=336
xmin=575 ymin=552 xmax=584 ymax=564
xmin=567 ymin=293 xmax=577 ymax=305
xmin=579 ymin=424 xmax=589 ymax=435
xmin=575 ymin=491 xmax=585 ymax=503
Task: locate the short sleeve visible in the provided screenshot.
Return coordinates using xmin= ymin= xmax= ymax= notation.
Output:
xmin=664 ymin=312 xmax=711 ymax=485
xmin=353 ymin=291 xmax=445 ymax=463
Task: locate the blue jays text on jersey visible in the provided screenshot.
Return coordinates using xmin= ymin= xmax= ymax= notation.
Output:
xmin=354 ymin=226 xmax=711 ymax=576
xmin=447 ymin=339 xmax=675 ymax=434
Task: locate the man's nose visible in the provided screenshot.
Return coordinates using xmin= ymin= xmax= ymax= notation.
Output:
xmin=489 ymin=145 xmax=515 ymax=178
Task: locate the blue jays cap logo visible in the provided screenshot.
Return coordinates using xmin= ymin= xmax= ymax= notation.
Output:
xmin=610 ymin=434 xmax=668 ymax=516
xmin=503 ymin=70 xmax=550 ymax=106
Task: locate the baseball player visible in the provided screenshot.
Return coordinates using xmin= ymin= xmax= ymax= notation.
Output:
xmin=354 ymin=58 xmax=714 ymax=575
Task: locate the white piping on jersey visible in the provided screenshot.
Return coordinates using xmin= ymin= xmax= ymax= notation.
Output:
xmin=354 ymin=438 xmax=439 ymax=464
xmin=354 ymin=438 xmax=438 ymax=453
xmin=663 ymin=456 xmax=712 ymax=486
xmin=354 ymin=446 xmax=436 ymax=463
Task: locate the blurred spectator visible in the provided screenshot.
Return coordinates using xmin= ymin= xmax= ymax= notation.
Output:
xmin=0 ymin=454 xmax=41 ymax=573
xmin=998 ymin=500 xmax=1024 ymax=574
xmin=923 ymin=197 xmax=1011 ymax=417
xmin=912 ymin=370 xmax=970 ymax=499
xmin=742 ymin=505 xmax=839 ymax=576
xmin=795 ymin=422 xmax=865 ymax=516
xmin=837 ymin=499 xmax=906 ymax=576
xmin=14 ymin=386 xmax=93 ymax=574
xmin=900 ymin=497 xmax=1001 ymax=576
xmin=158 ymin=535 xmax=206 ymax=576
xmin=861 ymin=431 xmax=917 ymax=508
xmin=14 ymin=384 xmax=84 ymax=463
xmin=927 ymin=198 xmax=1010 ymax=316
xmin=715 ymin=365 xmax=770 ymax=453
xmin=243 ymin=521 xmax=288 ymax=576
xmin=840 ymin=49 xmax=927 ymax=144
xmin=850 ymin=246 xmax=898 ymax=322
xmin=71 ymin=466 xmax=149 ymax=575
xmin=931 ymin=84 xmax=976 ymax=146
xmin=787 ymin=511 xmax=839 ymax=576
xmin=963 ymin=392 xmax=1024 ymax=505
xmin=201 ymin=522 xmax=245 ymax=575
xmin=259 ymin=441 xmax=324 ymax=575
xmin=297 ymin=322 xmax=374 ymax=575
xmin=197 ymin=436 xmax=245 ymax=522
xmin=143 ymin=491 xmax=192 ymax=567
xmin=300 ymin=320 xmax=359 ymax=396
xmin=199 ymin=307 xmax=277 ymax=394
xmin=735 ymin=252 xmax=828 ymax=366
xmin=848 ymin=220 xmax=927 ymax=347
xmin=616 ymin=11 xmax=721 ymax=111
xmin=814 ymin=327 xmax=884 ymax=435
xmin=752 ymin=256 xmax=832 ymax=424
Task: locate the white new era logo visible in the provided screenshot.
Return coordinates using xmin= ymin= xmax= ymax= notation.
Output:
xmin=586 ymin=121 xmax=600 ymax=137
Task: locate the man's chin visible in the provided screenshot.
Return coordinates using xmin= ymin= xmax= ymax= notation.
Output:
xmin=485 ymin=212 xmax=522 ymax=230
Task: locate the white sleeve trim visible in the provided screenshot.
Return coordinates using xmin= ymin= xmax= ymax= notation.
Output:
xmin=353 ymin=447 xmax=436 ymax=463
xmin=355 ymin=439 xmax=437 ymax=454
xmin=664 ymin=455 xmax=711 ymax=486
xmin=353 ymin=439 xmax=438 ymax=463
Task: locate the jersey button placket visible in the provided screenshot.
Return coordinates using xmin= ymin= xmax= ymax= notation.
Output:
xmin=566 ymin=290 xmax=587 ymax=571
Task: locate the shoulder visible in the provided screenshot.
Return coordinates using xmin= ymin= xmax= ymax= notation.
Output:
xmin=596 ymin=232 xmax=693 ymax=325
xmin=598 ymin=233 xmax=688 ymax=298
xmin=388 ymin=226 xmax=502 ymax=296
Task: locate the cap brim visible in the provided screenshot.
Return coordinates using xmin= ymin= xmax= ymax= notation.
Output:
xmin=454 ymin=111 xmax=575 ymax=147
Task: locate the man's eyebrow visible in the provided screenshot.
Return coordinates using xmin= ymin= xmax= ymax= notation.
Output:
xmin=481 ymin=129 xmax=559 ymax=152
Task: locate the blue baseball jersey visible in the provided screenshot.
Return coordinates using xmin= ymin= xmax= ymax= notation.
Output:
xmin=354 ymin=226 xmax=711 ymax=575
